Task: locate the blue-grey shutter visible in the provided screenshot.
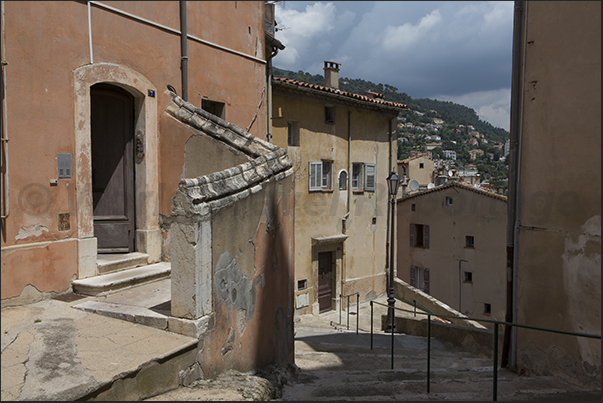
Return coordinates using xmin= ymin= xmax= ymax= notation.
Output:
xmin=365 ymin=163 xmax=376 ymax=191
xmin=410 ymin=223 xmax=416 ymax=247
xmin=423 ymin=268 xmax=430 ymax=294
xmin=423 ymin=225 xmax=430 ymax=249
xmin=309 ymin=161 xmax=322 ymax=191
xmin=410 ymin=266 xmax=416 ymax=287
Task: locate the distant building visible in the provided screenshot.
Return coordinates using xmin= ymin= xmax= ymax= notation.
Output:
xmin=396 ymin=182 xmax=507 ymax=324
xmin=443 ymin=150 xmax=457 ymax=160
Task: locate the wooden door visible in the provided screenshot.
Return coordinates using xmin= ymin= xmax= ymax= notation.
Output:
xmin=318 ymin=252 xmax=333 ymax=313
xmin=91 ymin=84 xmax=135 ymax=253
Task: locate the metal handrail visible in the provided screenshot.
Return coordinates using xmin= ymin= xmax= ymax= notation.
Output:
xmin=370 ymin=300 xmax=601 ymax=401
xmin=339 ymin=292 xmax=359 ymax=334
xmin=413 ymin=299 xmax=451 ymax=324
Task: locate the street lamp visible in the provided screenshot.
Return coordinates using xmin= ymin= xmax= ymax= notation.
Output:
xmin=385 ymin=171 xmax=401 ymax=332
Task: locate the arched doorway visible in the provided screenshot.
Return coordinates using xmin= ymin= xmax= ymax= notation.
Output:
xmin=91 ymin=83 xmax=135 ymax=253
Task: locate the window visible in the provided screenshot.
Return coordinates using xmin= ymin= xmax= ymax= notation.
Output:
xmin=351 ymin=163 xmax=376 ymax=191
xmin=324 ymin=105 xmax=335 ymax=124
xmin=463 ymin=271 xmax=473 ymax=283
xmin=410 ymin=223 xmax=429 ymax=248
xmin=483 ymin=303 xmax=491 ymax=315
xmin=465 ymin=235 xmax=475 ymax=248
xmin=446 ymin=196 xmax=453 ymax=206
xmin=287 ymin=121 xmax=300 ymax=146
xmin=309 ymin=161 xmax=332 ymax=191
xmin=419 ymin=163 xmax=424 ymax=169
xmin=339 ymin=170 xmax=348 ymax=190
xmin=410 ymin=266 xmax=430 ymax=294
xmin=364 ymin=163 xmax=376 ymax=191
xmin=411 ymin=204 xmax=416 ymax=211
xmin=297 ymin=279 xmax=307 ymax=290
xmin=352 ymin=163 xmax=364 ymax=190
xmin=201 ymin=98 xmax=225 ymax=119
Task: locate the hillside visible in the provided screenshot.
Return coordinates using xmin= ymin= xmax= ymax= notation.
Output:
xmin=273 ymin=67 xmax=508 ymax=141
xmin=273 ymin=67 xmax=510 ymax=192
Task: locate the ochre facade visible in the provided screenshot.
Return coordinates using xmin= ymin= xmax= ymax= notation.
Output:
xmin=271 ymin=74 xmax=406 ymax=315
xmin=1 ymin=1 xmax=268 ymax=302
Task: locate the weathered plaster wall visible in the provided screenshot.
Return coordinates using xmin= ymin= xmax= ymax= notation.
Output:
xmin=1 ymin=1 xmax=268 ymax=301
xmin=200 ymin=175 xmax=294 ymax=376
xmin=514 ymin=1 xmax=601 ymax=386
xmin=396 ymin=185 xmax=507 ymax=325
xmin=271 ymin=90 xmax=395 ymax=314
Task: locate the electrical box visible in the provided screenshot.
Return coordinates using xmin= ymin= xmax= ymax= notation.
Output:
xmin=58 ymin=153 xmax=71 ymax=179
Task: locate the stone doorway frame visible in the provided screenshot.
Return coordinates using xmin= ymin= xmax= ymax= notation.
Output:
xmin=73 ymin=63 xmax=160 ymax=279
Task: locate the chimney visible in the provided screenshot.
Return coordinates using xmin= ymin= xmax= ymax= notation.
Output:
xmin=323 ymin=61 xmax=341 ymax=89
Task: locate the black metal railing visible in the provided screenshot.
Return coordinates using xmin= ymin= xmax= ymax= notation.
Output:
xmin=339 ymin=292 xmax=359 ymax=334
xmin=370 ymin=300 xmax=601 ymax=401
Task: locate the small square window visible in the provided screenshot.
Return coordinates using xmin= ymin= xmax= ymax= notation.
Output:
xmin=446 ymin=196 xmax=453 ymax=206
xmin=324 ymin=105 xmax=335 ymax=124
xmin=202 ymin=98 xmax=225 ymax=119
xmin=411 ymin=204 xmax=416 ymax=211
xmin=297 ymin=279 xmax=308 ymax=290
xmin=483 ymin=303 xmax=491 ymax=315
xmin=465 ymin=235 xmax=475 ymax=248
xmin=463 ymin=271 xmax=473 ymax=283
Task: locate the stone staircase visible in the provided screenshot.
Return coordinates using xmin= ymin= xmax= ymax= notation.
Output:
xmin=280 ymin=305 xmax=601 ymax=401
xmin=72 ymin=252 xmax=170 ymax=296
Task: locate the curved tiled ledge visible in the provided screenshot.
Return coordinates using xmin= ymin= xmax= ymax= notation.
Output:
xmin=165 ymin=92 xmax=294 ymax=217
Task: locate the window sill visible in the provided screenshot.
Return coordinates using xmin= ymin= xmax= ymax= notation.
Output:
xmin=463 ymin=281 xmax=473 ymax=284
xmin=464 ymin=246 xmax=475 ymax=249
xmin=352 ymin=190 xmax=364 ymax=194
xmin=321 ymin=189 xmax=333 ymax=193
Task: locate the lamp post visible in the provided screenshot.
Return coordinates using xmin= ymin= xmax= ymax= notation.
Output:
xmin=385 ymin=171 xmax=401 ymax=332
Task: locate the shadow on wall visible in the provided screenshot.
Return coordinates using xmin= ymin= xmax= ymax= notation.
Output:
xmin=165 ymin=91 xmax=295 ymax=378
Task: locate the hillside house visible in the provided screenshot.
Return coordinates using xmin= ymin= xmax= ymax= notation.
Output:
xmin=397 ymin=156 xmax=435 ymax=194
xmin=443 ymin=150 xmax=457 ymax=160
xmin=271 ymin=61 xmax=407 ymax=315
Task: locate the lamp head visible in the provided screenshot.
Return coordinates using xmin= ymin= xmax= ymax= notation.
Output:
xmin=386 ymin=171 xmax=401 ymax=196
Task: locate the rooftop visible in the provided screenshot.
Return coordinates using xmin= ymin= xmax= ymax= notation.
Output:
xmin=272 ymin=76 xmax=408 ymax=112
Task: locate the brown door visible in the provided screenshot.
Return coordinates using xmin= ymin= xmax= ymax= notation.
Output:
xmin=91 ymin=83 xmax=135 ymax=253
xmin=318 ymin=252 xmax=333 ymax=313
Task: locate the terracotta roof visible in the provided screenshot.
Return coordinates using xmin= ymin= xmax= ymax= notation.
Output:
xmin=272 ymin=76 xmax=408 ymax=111
xmin=397 ymin=181 xmax=507 ymax=202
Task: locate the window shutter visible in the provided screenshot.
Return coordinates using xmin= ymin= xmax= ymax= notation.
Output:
xmin=423 ymin=225 xmax=430 ymax=249
xmin=410 ymin=266 xmax=416 ymax=287
xmin=423 ymin=268 xmax=430 ymax=294
xmin=410 ymin=223 xmax=416 ymax=247
xmin=364 ymin=163 xmax=376 ymax=191
xmin=309 ymin=161 xmax=322 ymax=191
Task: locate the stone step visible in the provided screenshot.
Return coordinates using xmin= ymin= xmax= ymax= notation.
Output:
xmin=72 ymin=262 xmax=170 ymax=296
xmin=97 ymin=252 xmax=150 ymax=274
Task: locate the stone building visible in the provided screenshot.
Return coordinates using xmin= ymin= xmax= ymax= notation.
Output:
xmin=1 ymin=1 xmax=294 ymax=377
xmin=506 ymin=0 xmax=601 ymax=387
xmin=396 ymin=182 xmax=507 ymax=325
xmin=271 ymin=62 xmax=407 ymax=315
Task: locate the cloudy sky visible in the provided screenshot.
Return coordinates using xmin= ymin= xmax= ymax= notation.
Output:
xmin=272 ymin=1 xmax=514 ymax=131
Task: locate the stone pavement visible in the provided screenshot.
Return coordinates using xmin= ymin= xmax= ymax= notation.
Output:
xmin=1 ymin=279 xmax=198 ymax=401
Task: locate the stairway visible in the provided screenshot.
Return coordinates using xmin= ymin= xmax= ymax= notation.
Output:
xmin=281 ymin=303 xmax=601 ymax=401
xmin=72 ymin=253 xmax=170 ymax=296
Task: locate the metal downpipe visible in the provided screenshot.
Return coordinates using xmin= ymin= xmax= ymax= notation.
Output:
xmin=502 ymin=0 xmax=525 ymax=368
xmin=179 ymin=1 xmax=188 ymax=101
